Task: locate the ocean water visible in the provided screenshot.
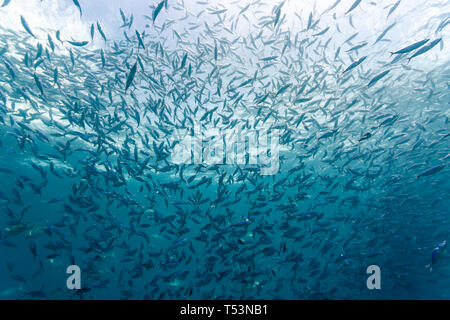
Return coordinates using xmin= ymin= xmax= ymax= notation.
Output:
xmin=0 ymin=0 xmax=449 ymax=300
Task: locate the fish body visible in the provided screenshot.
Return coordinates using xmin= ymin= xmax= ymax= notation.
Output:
xmin=391 ymin=39 xmax=429 ymax=55
xmin=345 ymin=0 xmax=362 ymax=15
xmin=368 ymin=70 xmax=390 ymax=87
xmin=408 ymin=38 xmax=442 ymax=62
xmin=20 ymin=16 xmax=36 ymax=38
xmin=68 ymin=40 xmax=89 ymax=46
xmin=343 ymin=56 xmax=367 ymax=73
xmin=426 ymin=240 xmax=447 ymax=271
xmin=73 ymin=0 xmax=82 ymax=17
xmin=125 ymin=62 xmax=137 ymax=92
xmin=153 ymin=1 xmax=164 ymax=22
xmin=416 ymin=164 xmax=445 ymax=178
xmin=1 ymin=0 xmax=12 ymax=8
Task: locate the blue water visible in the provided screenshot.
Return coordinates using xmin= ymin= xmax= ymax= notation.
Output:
xmin=0 ymin=0 xmax=449 ymax=299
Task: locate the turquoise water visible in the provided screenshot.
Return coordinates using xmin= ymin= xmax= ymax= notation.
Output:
xmin=0 ymin=0 xmax=449 ymax=299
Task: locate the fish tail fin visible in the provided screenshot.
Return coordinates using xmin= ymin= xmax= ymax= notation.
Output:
xmin=390 ymin=52 xmax=394 ymax=56
xmin=414 ymin=174 xmax=419 ymax=179
xmin=425 ymin=264 xmax=432 ymax=272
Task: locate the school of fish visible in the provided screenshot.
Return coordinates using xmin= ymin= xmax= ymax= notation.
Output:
xmin=0 ymin=0 xmax=449 ymax=299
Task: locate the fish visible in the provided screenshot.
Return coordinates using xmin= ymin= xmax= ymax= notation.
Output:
xmin=313 ymin=27 xmax=330 ymax=37
xmin=135 ymin=30 xmax=145 ymax=49
xmin=373 ymin=23 xmax=396 ymax=45
xmin=1 ymin=0 xmax=12 ymax=8
xmin=33 ymin=73 xmax=44 ymax=96
xmin=368 ymin=70 xmax=390 ymax=87
xmin=72 ymin=0 xmax=82 ymax=17
xmin=415 ymin=164 xmax=445 ymax=178
xmin=346 ymin=42 xmax=368 ymax=52
xmin=343 ymin=56 xmax=367 ymax=73
xmin=67 ymin=40 xmax=89 ymax=47
xmin=345 ymin=0 xmax=362 ymax=15
xmin=97 ymin=22 xmax=106 ymax=42
xmin=20 ymin=15 xmax=36 ymax=39
xmin=407 ymin=38 xmax=442 ymax=62
xmin=323 ymin=0 xmax=341 ymax=14
xmin=90 ymin=23 xmax=95 ymax=40
xmin=153 ymin=1 xmax=164 ymax=23
xmin=387 ymin=1 xmax=401 ymax=18
xmin=125 ymin=62 xmax=137 ymax=92
xmin=391 ymin=39 xmax=429 ymax=55
xmin=426 ymin=240 xmax=447 ymax=271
